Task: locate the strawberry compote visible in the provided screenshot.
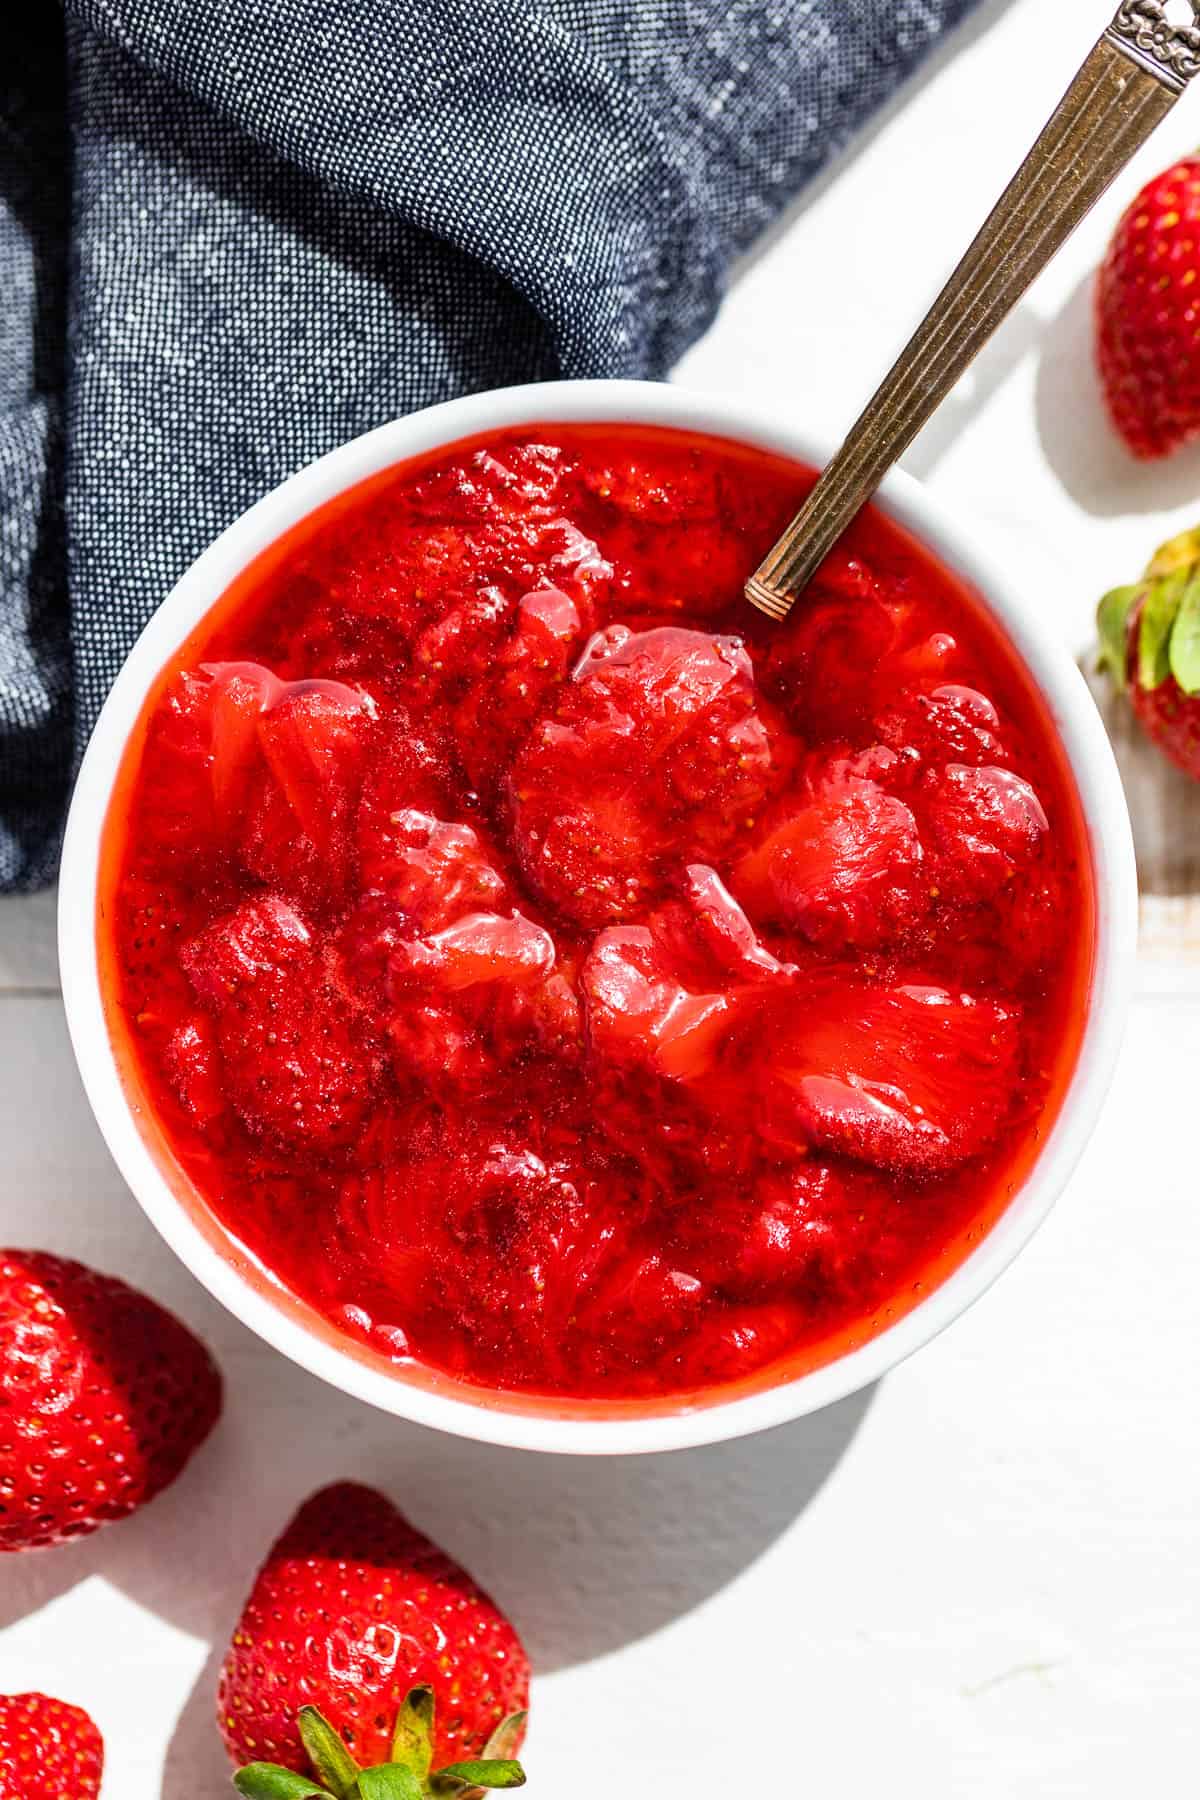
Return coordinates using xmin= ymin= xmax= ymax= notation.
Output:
xmin=99 ymin=425 xmax=1094 ymax=1403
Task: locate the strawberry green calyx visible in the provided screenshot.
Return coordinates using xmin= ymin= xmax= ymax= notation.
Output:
xmin=232 ymin=1689 xmax=527 ymax=1800
xmin=1098 ymin=527 xmax=1200 ymax=697
xmin=1096 ymin=585 xmax=1139 ymax=692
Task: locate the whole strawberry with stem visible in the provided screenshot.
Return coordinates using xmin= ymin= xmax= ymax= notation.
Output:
xmin=218 ymin=1483 xmax=530 ymax=1779
xmin=0 ymin=1692 xmax=103 ymax=1798
xmin=1097 ymin=155 xmax=1200 ymax=459
xmin=0 ymin=1249 xmax=222 ymax=1551
xmin=1097 ymin=524 xmax=1200 ymax=778
xmin=234 ymin=1684 xmax=526 ymax=1799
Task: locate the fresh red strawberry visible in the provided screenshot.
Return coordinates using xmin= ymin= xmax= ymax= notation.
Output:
xmin=1097 ymin=524 xmax=1200 ymax=778
xmin=180 ymin=895 xmax=377 ymax=1150
xmin=0 ymin=1693 xmax=103 ymax=1798
xmin=218 ymin=1482 xmax=529 ymax=1779
xmin=1097 ymin=156 xmax=1200 ymax=458
xmin=0 ymin=1251 xmax=221 ymax=1551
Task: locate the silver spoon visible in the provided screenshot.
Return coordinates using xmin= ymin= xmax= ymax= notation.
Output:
xmin=746 ymin=0 xmax=1200 ymax=622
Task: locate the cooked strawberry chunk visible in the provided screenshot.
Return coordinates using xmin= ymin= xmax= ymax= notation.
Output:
xmin=411 ymin=585 xmax=512 ymax=676
xmin=144 ymin=662 xmax=377 ymax=901
xmin=886 ymin=631 xmax=961 ymax=690
xmin=921 ymin=763 xmax=1049 ymax=899
xmin=582 ymin=452 xmax=724 ymax=520
xmin=383 ymin=997 xmax=497 ymax=1093
xmin=389 ymin=911 xmax=556 ymax=993
xmin=675 ymin=864 xmax=796 ymax=982
xmin=733 ymin=773 xmax=928 ymax=950
xmin=571 ymin=1252 xmax=707 ymax=1369
xmin=319 ymin=453 xmax=608 ymax=656
xmin=674 ymin=1299 xmax=811 ymax=1386
xmin=582 ymin=867 xmax=791 ymax=1096
xmin=340 ymin=883 xmax=565 ymax=1093
xmin=180 ymin=892 xmax=311 ymax=1002
xmin=255 ymin=677 xmax=375 ymax=858
xmin=875 ymin=683 xmax=1008 ymax=766
xmin=581 ymin=926 xmax=739 ymax=1083
xmin=181 ymin=897 xmax=375 ymax=1151
xmin=358 ymin=807 xmax=508 ymax=928
xmin=668 ymin=1161 xmax=903 ymax=1303
xmin=766 ymin=979 xmax=1022 ymax=1176
xmin=762 ymin=586 xmax=899 ymax=739
xmin=453 ymin=586 xmax=589 ymax=790
xmin=163 ymin=1017 xmax=226 ymax=1124
xmin=406 ymin=443 xmax=569 ymax=524
xmin=735 ymin=1164 xmax=903 ymax=1297
xmin=508 ymin=626 xmax=784 ymax=925
xmin=206 ymin=662 xmax=278 ymax=829
xmin=580 ymin=452 xmax=759 ymax=615
xmin=134 ymin=666 xmax=255 ymax=863
xmin=333 ymin=1124 xmax=625 ymax=1381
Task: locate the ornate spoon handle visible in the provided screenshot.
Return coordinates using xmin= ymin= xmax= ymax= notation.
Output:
xmin=746 ymin=1 xmax=1200 ymax=622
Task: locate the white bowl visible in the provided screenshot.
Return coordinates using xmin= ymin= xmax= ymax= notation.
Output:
xmin=58 ymin=379 xmax=1138 ymax=1456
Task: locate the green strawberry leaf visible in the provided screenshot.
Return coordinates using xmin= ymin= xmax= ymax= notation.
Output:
xmin=297 ymin=1709 xmax=360 ymax=1800
xmin=431 ymin=1761 xmax=526 ymax=1791
xmin=1147 ymin=525 xmax=1200 ymax=579
xmin=1096 ymin=585 xmax=1139 ymax=691
xmin=1169 ymin=572 xmax=1200 ymax=694
xmin=358 ymin=1768 xmax=424 ymax=1800
xmin=1138 ymin=568 xmax=1187 ymax=690
xmin=232 ymin=1765 xmax=333 ymax=1799
xmin=480 ymin=1715 xmax=526 ymax=1763
xmin=391 ymin=1685 xmax=435 ymax=1781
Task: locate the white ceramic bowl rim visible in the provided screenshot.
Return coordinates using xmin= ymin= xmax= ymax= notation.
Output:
xmin=58 ymin=379 xmax=1138 ymax=1456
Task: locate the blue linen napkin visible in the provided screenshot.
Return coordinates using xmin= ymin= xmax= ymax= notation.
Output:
xmin=0 ymin=0 xmax=981 ymax=891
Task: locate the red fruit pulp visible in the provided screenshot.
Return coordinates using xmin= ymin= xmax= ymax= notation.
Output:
xmin=98 ymin=426 xmax=1095 ymax=1405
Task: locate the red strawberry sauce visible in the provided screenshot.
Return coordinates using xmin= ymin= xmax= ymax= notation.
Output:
xmin=98 ymin=425 xmax=1095 ymax=1404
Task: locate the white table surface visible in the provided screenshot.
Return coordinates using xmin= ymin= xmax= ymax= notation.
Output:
xmin=4 ymin=4 xmax=1200 ymax=1793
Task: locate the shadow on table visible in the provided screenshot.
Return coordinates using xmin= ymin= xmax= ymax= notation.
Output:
xmin=158 ymin=1380 xmax=875 ymax=1797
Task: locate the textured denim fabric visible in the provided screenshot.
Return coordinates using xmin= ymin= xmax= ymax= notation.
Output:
xmin=0 ymin=0 xmax=980 ymax=890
